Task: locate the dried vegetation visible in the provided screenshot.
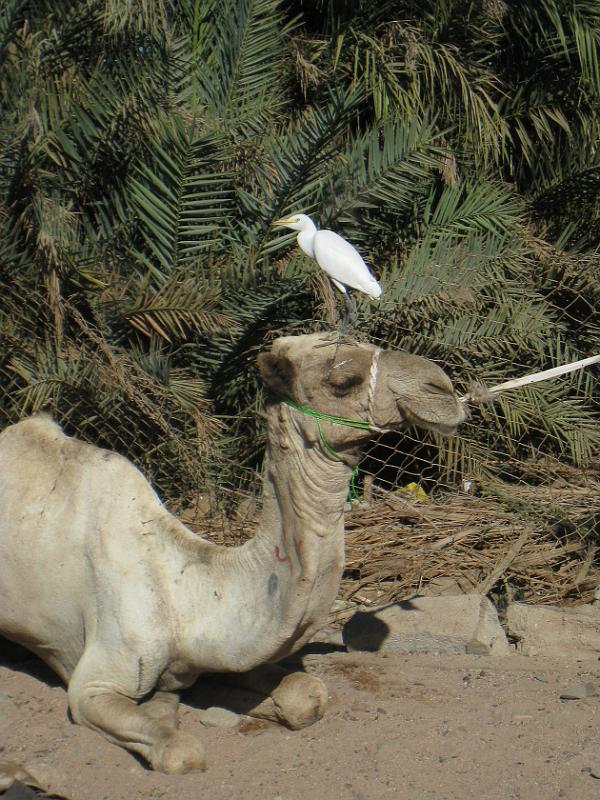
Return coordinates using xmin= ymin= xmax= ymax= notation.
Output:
xmin=184 ymin=457 xmax=600 ymax=618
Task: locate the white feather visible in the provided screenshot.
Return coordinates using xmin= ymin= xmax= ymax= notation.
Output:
xmin=272 ymin=213 xmax=382 ymax=299
xmin=313 ymin=230 xmax=381 ymax=298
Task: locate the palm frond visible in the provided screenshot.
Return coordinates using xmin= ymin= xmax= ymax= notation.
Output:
xmin=0 ymin=0 xmax=23 ymax=69
xmin=99 ymin=0 xmax=172 ymax=35
xmin=193 ymin=0 xmax=292 ymax=128
xmin=6 ymin=346 xmax=97 ymax=414
xmin=125 ymin=122 xmax=234 ymax=277
xmin=123 ymin=277 xmax=235 ymax=342
xmin=324 ymin=116 xmax=445 ymax=247
xmin=532 ymin=166 xmax=600 ymax=249
xmin=1 ymin=0 xmax=599 ymax=507
xmin=422 ymin=180 xmax=525 ymax=240
xmin=238 ymin=86 xmax=364 ymax=261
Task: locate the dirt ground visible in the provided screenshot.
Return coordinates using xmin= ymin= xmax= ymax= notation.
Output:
xmin=1 ymin=644 xmax=600 ymax=800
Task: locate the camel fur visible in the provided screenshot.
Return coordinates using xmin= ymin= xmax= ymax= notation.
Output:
xmin=0 ymin=333 xmax=466 ymax=773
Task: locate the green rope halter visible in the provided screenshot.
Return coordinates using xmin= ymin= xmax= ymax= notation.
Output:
xmin=283 ymin=397 xmax=373 ymax=500
xmin=279 ymin=345 xmax=384 ymax=501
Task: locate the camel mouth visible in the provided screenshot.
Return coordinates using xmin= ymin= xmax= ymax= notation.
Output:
xmin=395 ymin=402 xmax=466 ymax=436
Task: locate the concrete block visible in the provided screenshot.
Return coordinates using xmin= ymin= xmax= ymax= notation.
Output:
xmin=342 ymin=595 xmax=509 ymax=656
xmin=198 ymin=706 xmax=241 ymax=728
xmin=506 ymin=602 xmax=600 ymax=656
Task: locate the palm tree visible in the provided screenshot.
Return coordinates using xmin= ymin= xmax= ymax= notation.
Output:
xmin=0 ymin=0 xmax=598 ymax=502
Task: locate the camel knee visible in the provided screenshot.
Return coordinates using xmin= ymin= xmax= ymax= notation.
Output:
xmin=67 ymin=680 xmax=101 ymax=727
xmin=141 ymin=690 xmax=180 ymax=725
xmin=68 ymin=679 xmax=205 ymax=774
xmin=70 ymin=692 xmax=205 ymax=774
xmin=271 ymin=673 xmax=328 ymax=729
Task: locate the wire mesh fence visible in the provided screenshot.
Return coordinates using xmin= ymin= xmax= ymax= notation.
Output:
xmin=0 ymin=284 xmax=214 ymax=502
xmin=1 ymin=273 xmax=599 ymax=610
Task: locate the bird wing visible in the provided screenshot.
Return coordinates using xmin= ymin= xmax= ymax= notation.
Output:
xmin=313 ymin=230 xmax=381 ymax=298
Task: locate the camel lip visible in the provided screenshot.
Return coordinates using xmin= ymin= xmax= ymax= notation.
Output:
xmin=411 ymin=418 xmax=459 ymax=436
xmin=394 ymin=402 xmax=464 ymax=436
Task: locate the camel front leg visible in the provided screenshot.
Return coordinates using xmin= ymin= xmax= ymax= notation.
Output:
xmin=226 ymin=662 xmax=329 ymax=730
xmin=68 ymin=650 xmax=206 ymax=773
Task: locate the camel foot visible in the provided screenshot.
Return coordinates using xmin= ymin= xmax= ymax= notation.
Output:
xmin=262 ymin=672 xmax=328 ymax=730
xmin=215 ymin=665 xmax=329 ymax=731
xmin=237 ymin=672 xmax=328 ymax=731
xmin=150 ymin=730 xmax=207 ymax=774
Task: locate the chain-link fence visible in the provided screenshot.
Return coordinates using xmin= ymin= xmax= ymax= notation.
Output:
xmin=0 ymin=284 xmax=213 ymax=499
xmin=338 ymin=318 xmax=600 ymax=611
xmin=1 ymin=275 xmax=599 ymax=611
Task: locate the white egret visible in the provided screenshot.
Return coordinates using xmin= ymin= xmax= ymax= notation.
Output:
xmin=272 ymin=213 xmax=382 ymax=299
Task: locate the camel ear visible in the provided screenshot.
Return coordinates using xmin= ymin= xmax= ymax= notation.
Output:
xmin=257 ymin=352 xmax=296 ymax=395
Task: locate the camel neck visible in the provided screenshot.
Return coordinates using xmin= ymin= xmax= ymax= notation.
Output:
xmin=242 ymin=402 xmax=353 ymax=659
xmin=175 ymin=402 xmax=355 ymax=671
xmin=257 ymin=401 xmax=352 ymax=541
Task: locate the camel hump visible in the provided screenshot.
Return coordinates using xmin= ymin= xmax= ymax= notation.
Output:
xmin=0 ymin=412 xmax=66 ymax=448
xmin=0 ymin=414 xmax=130 ymax=482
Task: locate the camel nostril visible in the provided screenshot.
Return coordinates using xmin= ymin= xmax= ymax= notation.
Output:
xmin=424 ymin=382 xmax=452 ymax=396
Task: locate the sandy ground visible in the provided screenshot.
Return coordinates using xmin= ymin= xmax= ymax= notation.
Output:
xmin=1 ymin=643 xmax=600 ymax=800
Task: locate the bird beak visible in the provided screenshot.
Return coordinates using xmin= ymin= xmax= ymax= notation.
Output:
xmin=272 ymin=217 xmax=292 ymax=228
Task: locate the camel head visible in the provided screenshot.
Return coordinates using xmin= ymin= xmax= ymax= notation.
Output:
xmin=257 ymin=332 xmax=467 ymax=457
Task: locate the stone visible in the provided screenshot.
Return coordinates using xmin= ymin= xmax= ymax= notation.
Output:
xmin=197 ymin=706 xmax=240 ymax=728
xmin=0 ymin=763 xmax=43 ymax=795
xmin=465 ymin=639 xmax=491 ymax=655
xmin=425 ymin=572 xmax=478 ymax=596
xmin=342 ymin=595 xmax=510 ymax=656
xmin=511 ymin=714 xmax=533 ymax=725
xmin=426 ymin=577 xmax=464 ymax=596
xmin=506 ymin=602 xmax=600 ymax=657
xmin=559 ymin=683 xmax=598 ymax=700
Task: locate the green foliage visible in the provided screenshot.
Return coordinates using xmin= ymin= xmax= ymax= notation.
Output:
xmin=0 ymin=0 xmax=598 ymax=502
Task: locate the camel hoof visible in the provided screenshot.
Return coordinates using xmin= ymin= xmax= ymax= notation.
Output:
xmin=272 ymin=673 xmax=328 ymax=730
xmin=151 ymin=731 xmax=207 ymax=774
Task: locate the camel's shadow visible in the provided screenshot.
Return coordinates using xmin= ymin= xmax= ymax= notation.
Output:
xmin=0 ymin=634 xmax=347 ymax=721
xmin=0 ymin=635 xmax=62 ymax=688
xmin=183 ymin=641 xmax=345 ymax=718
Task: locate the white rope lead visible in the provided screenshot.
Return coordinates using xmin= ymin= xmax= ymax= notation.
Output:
xmin=460 ymin=353 xmax=600 ymax=405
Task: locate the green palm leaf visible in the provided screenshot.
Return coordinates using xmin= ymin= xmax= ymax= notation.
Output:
xmin=126 ymin=122 xmax=233 ymax=277
xmin=192 ymin=0 xmax=292 ymax=127
xmin=123 ymin=277 xmax=234 ymax=341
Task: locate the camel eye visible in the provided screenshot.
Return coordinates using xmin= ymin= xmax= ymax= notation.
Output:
xmin=327 ymin=370 xmax=365 ymax=397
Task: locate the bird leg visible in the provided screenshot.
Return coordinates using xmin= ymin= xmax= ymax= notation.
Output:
xmin=315 ymin=297 xmax=358 ymax=350
xmin=338 ymin=293 xmax=356 ymax=336
xmin=315 ymin=294 xmax=359 ymax=350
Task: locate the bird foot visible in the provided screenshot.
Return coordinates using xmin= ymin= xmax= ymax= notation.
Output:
xmin=314 ymin=332 xmax=359 ymax=349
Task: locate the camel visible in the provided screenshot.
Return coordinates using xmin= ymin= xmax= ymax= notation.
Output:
xmin=0 ymin=333 xmax=466 ymax=773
